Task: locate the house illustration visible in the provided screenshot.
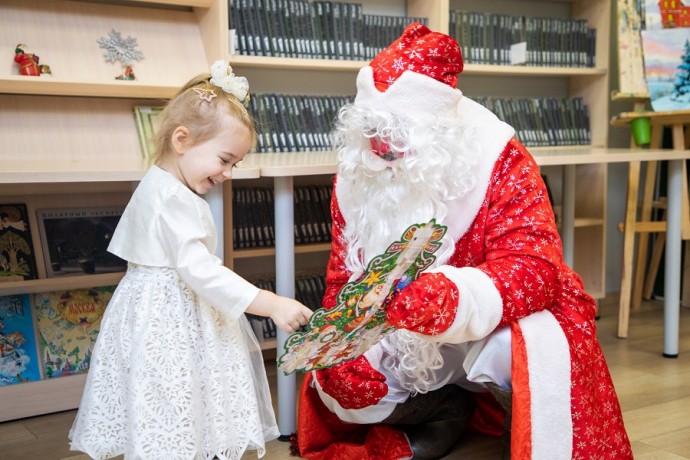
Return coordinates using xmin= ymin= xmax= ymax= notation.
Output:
xmin=659 ymin=0 xmax=690 ymax=27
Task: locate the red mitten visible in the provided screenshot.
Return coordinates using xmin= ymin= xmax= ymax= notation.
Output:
xmin=315 ymin=355 xmax=388 ymax=409
xmin=386 ymin=272 xmax=458 ymax=335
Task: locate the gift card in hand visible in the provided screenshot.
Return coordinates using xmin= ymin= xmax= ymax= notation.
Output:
xmin=278 ymin=219 xmax=447 ymax=374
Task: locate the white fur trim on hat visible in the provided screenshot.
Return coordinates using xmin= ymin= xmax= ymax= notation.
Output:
xmin=354 ymin=66 xmax=463 ymax=120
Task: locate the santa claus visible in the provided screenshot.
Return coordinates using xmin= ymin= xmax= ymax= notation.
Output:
xmin=296 ymin=23 xmax=632 ymax=460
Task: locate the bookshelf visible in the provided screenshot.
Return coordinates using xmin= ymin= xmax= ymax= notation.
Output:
xmin=232 ymin=0 xmax=612 ymax=301
xmin=1 ymin=0 xmax=613 ymax=422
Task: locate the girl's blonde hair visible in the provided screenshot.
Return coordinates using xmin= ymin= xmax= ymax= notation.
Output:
xmin=149 ymin=73 xmax=257 ymax=166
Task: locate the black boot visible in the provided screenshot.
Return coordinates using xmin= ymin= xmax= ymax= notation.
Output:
xmin=485 ymin=382 xmax=512 ymax=460
xmin=382 ymin=385 xmax=477 ymax=460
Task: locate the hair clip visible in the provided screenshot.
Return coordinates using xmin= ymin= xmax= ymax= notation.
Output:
xmin=193 ymin=87 xmax=217 ymax=102
xmin=209 ymin=60 xmax=250 ymax=105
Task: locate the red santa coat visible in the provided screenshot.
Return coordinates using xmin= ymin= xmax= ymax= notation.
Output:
xmin=298 ymin=96 xmax=632 ymax=459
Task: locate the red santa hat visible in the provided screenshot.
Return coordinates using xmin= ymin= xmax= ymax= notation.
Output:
xmin=354 ymin=22 xmax=464 ymax=119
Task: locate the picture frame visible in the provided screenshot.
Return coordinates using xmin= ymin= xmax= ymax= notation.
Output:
xmin=36 ymin=207 xmax=127 ymax=278
xmin=0 ymin=203 xmax=38 ymax=282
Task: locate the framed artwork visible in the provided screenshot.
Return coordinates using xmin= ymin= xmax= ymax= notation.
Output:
xmin=36 ymin=207 xmax=127 ymax=278
xmin=0 ymin=294 xmax=42 ymax=386
xmin=33 ymin=286 xmax=115 ymax=379
xmin=0 ymin=204 xmax=38 ymax=282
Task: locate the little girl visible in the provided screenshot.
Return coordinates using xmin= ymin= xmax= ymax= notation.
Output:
xmin=69 ymin=61 xmax=313 ymax=460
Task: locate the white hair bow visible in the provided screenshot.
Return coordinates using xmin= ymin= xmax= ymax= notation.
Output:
xmin=209 ymin=60 xmax=249 ymax=102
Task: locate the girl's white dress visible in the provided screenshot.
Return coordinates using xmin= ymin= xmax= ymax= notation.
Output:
xmin=69 ymin=166 xmax=279 ymax=460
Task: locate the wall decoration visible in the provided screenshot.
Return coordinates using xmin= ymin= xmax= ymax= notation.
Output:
xmin=97 ymin=29 xmax=143 ymax=80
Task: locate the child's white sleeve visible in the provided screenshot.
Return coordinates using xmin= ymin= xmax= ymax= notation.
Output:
xmin=158 ymin=192 xmax=261 ymax=319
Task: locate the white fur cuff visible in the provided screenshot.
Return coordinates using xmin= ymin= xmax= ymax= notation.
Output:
xmin=426 ymin=266 xmax=503 ymax=343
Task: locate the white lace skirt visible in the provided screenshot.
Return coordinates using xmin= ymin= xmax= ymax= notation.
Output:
xmin=69 ymin=263 xmax=279 ymax=460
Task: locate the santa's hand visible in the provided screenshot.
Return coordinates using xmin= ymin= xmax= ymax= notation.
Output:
xmin=315 ymin=355 xmax=388 ymax=409
xmin=386 ymin=272 xmax=458 ymax=335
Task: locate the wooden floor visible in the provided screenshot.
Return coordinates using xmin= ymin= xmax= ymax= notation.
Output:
xmin=1 ymin=295 xmax=690 ymax=460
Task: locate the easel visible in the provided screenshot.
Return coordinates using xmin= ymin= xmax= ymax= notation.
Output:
xmin=610 ymin=109 xmax=690 ymax=339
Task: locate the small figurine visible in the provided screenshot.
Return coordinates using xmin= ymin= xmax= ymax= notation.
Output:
xmin=14 ymin=44 xmax=50 ymax=77
xmin=115 ymin=65 xmax=135 ymax=81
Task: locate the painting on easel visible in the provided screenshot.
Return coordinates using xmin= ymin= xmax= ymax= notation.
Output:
xmin=639 ymin=0 xmax=690 ymax=111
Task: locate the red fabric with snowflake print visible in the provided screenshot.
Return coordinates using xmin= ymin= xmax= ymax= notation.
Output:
xmin=385 ymin=272 xmax=458 ymax=335
xmin=314 ymin=355 xmax=388 ymax=410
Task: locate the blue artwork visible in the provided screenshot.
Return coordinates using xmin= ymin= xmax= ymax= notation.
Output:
xmin=0 ymin=294 xmax=41 ymax=386
xmin=642 ymin=28 xmax=690 ymax=111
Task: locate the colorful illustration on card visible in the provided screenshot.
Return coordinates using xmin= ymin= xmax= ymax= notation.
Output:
xmin=641 ymin=28 xmax=690 ymax=110
xmin=278 ymin=219 xmax=446 ymax=374
xmin=34 ymin=286 xmax=114 ymax=379
xmin=0 ymin=294 xmax=41 ymax=386
xmin=0 ymin=204 xmax=38 ymax=282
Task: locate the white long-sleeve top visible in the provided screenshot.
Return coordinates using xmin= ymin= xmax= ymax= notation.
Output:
xmin=108 ymin=165 xmax=260 ymax=319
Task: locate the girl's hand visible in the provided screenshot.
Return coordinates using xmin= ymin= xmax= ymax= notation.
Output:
xmin=270 ymin=297 xmax=313 ymax=333
xmin=246 ymin=290 xmax=313 ymax=333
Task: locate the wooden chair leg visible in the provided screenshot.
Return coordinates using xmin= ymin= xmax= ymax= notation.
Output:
xmin=632 ymin=160 xmax=659 ymax=310
xmin=643 ymin=205 xmax=666 ymax=300
xmin=619 ymin=160 xmax=642 ymax=338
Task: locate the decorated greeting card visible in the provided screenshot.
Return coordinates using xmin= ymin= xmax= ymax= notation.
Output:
xmin=278 ymin=220 xmax=446 ymax=374
xmin=0 ymin=294 xmax=41 ymax=386
xmin=33 ymin=286 xmax=114 ymax=379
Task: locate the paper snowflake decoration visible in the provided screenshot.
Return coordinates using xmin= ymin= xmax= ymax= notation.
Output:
xmin=97 ymin=29 xmax=144 ymax=66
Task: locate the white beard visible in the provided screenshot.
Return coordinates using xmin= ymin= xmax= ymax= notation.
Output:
xmin=334 ymin=102 xmax=482 ymax=275
xmin=333 ymin=102 xmax=482 ymax=393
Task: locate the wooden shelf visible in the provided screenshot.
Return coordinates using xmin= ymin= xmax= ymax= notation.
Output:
xmin=1 ymin=373 xmax=88 ymax=423
xmin=233 ymin=243 xmax=332 ymax=259
xmin=0 ymin=75 xmax=181 ymax=99
xmin=0 ymin=273 xmax=126 ymax=296
xmin=228 ymin=54 xmax=605 ymax=77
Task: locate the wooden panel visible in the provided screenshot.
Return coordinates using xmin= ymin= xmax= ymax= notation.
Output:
xmin=0 ymin=0 xmax=208 ymax=85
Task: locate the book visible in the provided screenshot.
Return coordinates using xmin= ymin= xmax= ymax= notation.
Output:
xmin=33 ymin=286 xmax=115 ymax=379
xmin=36 ymin=207 xmax=127 ymax=278
xmin=133 ymin=106 xmax=164 ymax=163
xmin=0 ymin=204 xmax=38 ymax=282
xmin=0 ymin=294 xmax=42 ymax=386
xmin=278 ymin=219 xmax=447 ymax=374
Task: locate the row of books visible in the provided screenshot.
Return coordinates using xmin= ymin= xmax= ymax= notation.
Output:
xmin=0 ymin=288 xmax=113 ymax=387
xmin=229 ymin=0 xmax=427 ymax=60
xmin=476 ymin=96 xmax=591 ymax=147
xmin=232 ymin=184 xmax=333 ymax=249
xmin=246 ymin=273 xmax=326 ymax=340
xmin=449 ymin=10 xmax=596 ymax=68
xmin=249 ymin=93 xmax=352 ymax=153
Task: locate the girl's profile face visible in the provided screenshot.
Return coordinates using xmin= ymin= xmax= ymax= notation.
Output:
xmin=174 ymin=114 xmax=252 ymax=195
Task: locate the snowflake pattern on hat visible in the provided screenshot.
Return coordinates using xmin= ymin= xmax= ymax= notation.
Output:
xmin=370 ymin=22 xmax=463 ymax=92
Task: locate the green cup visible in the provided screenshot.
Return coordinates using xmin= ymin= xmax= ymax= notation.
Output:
xmin=631 ymin=116 xmax=651 ymax=146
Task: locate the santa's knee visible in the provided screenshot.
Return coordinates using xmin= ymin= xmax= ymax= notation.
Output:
xmin=312 ymin=376 xmax=399 ymax=424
